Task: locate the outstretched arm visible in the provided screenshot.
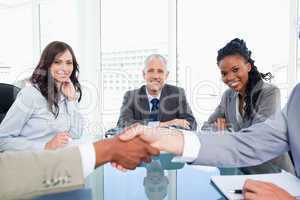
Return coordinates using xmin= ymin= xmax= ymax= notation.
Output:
xmin=0 ymin=135 xmax=159 ymax=199
xmin=120 ymin=108 xmax=289 ymax=169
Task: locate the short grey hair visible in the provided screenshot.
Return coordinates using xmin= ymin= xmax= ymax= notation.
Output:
xmin=143 ymin=54 xmax=168 ymax=72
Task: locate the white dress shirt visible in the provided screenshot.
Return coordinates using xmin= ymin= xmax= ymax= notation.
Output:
xmin=78 ymin=144 xmax=96 ymax=178
xmin=172 ymin=131 xmax=201 ymax=162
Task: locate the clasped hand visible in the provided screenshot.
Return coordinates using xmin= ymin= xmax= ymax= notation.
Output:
xmin=111 ymin=124 xmax=184 ymax=171
xmin=109 ymin=125 xmax=295 ymax=200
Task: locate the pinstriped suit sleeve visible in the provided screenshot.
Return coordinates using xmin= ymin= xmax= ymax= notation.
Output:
xmin=0 ymin=146 xmax=85 ymax=200
xmin=192 ymin=107 xmax=289 ymax=167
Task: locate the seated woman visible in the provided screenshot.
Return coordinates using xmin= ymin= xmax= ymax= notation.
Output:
xmin=0 ymin=41 xmax=84 ymax=151
xmin=202 ymin=38 xmax=294 ymax=174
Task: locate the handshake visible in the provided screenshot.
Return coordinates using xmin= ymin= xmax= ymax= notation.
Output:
xmin=93 ymin=124 xmax=185 ymax=170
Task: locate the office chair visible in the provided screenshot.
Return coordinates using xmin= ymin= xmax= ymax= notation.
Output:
xmin=0 ymin=83 xmax=20 ymax=123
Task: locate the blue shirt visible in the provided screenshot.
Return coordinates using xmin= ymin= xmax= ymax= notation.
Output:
xmin=0 ymin=85 xmax=84 ymax=151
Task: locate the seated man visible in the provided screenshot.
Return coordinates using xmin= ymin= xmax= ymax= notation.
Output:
xmin=117 ymin=54 xmax=197 ymax=130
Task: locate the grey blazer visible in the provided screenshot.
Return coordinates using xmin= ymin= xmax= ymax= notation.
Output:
xmin=203 ymin=82 xmax=294 ymax=174
xmin=117 ymin=84 xmax=197 ymax=130
xmin=0 ymin=147 xmax=84 ymax=200
xmin=206 ymin=82 xmax=280 ymax=131
xmin=193 ymin=83 xmax=300 ymax=178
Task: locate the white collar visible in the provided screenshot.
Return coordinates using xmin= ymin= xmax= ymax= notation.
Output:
xmin=146 ymin=87 xmax=161 ymax=102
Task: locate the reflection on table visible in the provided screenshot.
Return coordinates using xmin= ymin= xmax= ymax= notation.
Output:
xmin=87 ymin=160 xmax=223 ymax=200
xmin=143 ymin=160 xmax=169 ymax=200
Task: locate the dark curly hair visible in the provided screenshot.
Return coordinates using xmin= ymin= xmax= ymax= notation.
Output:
xmin=30 ymin=41 xmax=82 ymax=117
xmin=217 ymin=38 xmax=273 ymax=120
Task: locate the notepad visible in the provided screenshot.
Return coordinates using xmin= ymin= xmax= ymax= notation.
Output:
xmin=211 ymin=171 xmax=300 ymax=200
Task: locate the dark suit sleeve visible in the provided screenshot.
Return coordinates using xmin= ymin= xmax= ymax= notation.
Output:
xmin=178 ymin=88 xmax=198 ymax=131
xmin=117 ymin=91 xmax=142 ymax=127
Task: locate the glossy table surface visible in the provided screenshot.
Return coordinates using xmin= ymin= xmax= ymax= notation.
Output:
xmin=86 ymin=160 xmax=225 ymax=200
xmin=73 ymin=135 xmax=226 ymax=200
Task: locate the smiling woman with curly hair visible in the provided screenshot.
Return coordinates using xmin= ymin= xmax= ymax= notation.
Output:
xmin=203 ymin=38 xmax=294 ymax=175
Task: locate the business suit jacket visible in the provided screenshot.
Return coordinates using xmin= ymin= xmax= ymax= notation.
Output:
xmin=206 ymin=82 xmax=280 ymax=131
xmin=193 ymin=83 xmax=300 ymax=178
xmin=0 ymin=147 xmax=84 ymax=200
xmin=117 ymin=84 xmax=197 ymax=130
xmin=203 ymin=81 xmax=294 ymax=174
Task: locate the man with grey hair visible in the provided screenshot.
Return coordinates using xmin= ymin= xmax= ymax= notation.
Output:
xmin=117 ymin=54 xmax=197 ymax=130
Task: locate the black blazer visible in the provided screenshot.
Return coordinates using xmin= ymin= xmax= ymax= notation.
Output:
xmin=117 ymin=84 xmax=197 ymax=130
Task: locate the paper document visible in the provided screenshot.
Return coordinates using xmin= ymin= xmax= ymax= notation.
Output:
xmin=211 ymin=171 xmax=300 ymax=200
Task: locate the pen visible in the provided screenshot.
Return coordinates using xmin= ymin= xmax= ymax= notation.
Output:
xmin=229 ymin=189 xmax=243 ymax=194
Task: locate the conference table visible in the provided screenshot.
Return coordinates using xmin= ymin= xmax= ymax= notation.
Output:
xmin=85 ymin=160 xmax=225 ymax=200
xmin=74 ymin=133 xmax=281 ymax=200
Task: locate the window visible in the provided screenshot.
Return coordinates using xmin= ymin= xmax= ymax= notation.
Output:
xmin=178 ymin=0 xmax=290 ymax=124
xmin=101 ymin=0 xmax=168 ymax=129
xmin=39 ymin=0 xmax=79 ymax=53
xmin=0 ymin=3 xmax=33 ymax=84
